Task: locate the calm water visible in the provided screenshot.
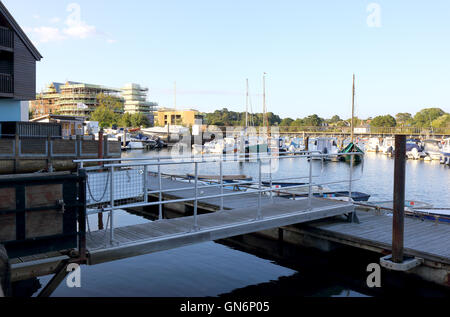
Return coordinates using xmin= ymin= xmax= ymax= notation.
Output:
xmin=32 ymin=148 xmax=449 ymax=297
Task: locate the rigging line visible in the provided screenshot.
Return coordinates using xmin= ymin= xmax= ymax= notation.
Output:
xmin=248 ymin=84 xmax=255 ymax=127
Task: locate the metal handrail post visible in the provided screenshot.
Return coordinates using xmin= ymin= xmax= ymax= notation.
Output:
xmin=194 ymin=162 xmax=199 ymax=230
xmin=257 ymin=159 xmax=262 ymax=219
xmin=349 ymin=154 xmax=354 ymax=202
xmin=143 ymin=165 xmax=148 ymax=204
xmin=158 ymin=157 xmax=162 ymax=220
xmin=220 ymin=160 xmax=224 ymax=212
xmin=269 ymin=157 xmax=273 ymax=202
xmin=308 ymin=154 xmax=313 ymax=210
xmin=109 ymin=166 xmax=115 ymax=244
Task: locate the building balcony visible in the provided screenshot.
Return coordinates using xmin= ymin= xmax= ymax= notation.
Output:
xmin=0 ymin=26 xmax=13 ymax=51
xmin=0 ymin=73 xmax=13 ymax=96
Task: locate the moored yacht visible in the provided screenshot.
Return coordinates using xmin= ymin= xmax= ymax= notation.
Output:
xmin=309 ymin=137 xmax=340 ymax=161
xmin=406 ymin=139 xmax=426 ymax=160
xmin=423 ymin=139 xmax=442 ymax=161
xmin=366 ymin=138 xmax=381 ymax=153
xmin=379 ymin=137 xmax=395 ymax=156
xmin=440 ymin=138 xmax=450 ymax=165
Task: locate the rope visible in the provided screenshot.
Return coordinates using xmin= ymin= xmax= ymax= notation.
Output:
xmin=86 ymin=171 xmax=111 ymax=203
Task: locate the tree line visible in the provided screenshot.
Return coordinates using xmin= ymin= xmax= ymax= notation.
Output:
xmin=202 ymin=107 xmax=450 ymax=129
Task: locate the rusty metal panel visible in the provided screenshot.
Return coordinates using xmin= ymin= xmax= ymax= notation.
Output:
xmin=81 ymin=140 xmax=98 ymax=156
xmin=0 ymin=173 xmax=85 ymax=259
xmin=0 ymin=187 xmax=15 ymax=241
xmin=25 ymin=184 xmax=63 ymax=239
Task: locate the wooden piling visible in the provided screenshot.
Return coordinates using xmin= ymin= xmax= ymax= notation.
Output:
xmin=393 ymin=135 xmax=406 ymax=263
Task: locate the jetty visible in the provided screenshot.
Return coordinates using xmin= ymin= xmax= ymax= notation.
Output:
xmin=1 ymin=137 xmax=449 ymax=296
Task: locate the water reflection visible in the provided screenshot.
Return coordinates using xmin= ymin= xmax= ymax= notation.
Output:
xmin=27 ymin=149 xmax=449 ymax=297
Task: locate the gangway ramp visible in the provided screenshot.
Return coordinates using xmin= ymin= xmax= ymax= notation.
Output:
xmin=86 ymin=197 xmax=354 ymax=265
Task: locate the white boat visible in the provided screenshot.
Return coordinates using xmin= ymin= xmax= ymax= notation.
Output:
xmin=406 ymin=140 xmax=426 ymax=160
xmin=379 ymin=137 xmax=395 ymax=156
xmin=423 ymin=139 xmax=442 ymax=161
xmin=141 ymin=125 xmax=189 ymax=142
xmin=440 ymin=138 xmax=450 ymax=165
xmin=286 ymin=137 xmax=305 ymax=153
xmin=212 ymin=137 xmax=238 ymax=154
xmin=366 ymin=138 xmax=381 ymax=153
xmin=125 ymin=141 xmax=145 ymax=150
xmin=199 ymin=137 xmax=238 ymax=154
xmin=309 ymin=137 xmax=339 ymax=161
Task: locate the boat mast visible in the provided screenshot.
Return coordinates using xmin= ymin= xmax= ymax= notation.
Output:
xmin=174 ymin=81 xmax=177 ymax=111
xmin=351 ymin=74 xmax=355 ymax=144
xmin=246 ymin=78 xmax=249 ymax=129
xmin=263 ymin=72 xmax=269 ymax=134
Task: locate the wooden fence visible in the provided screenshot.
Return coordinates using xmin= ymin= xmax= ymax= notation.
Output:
xmin=0 ymin=136 xmax=121 ymax=174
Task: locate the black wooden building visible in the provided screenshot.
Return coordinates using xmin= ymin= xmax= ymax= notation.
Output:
xmin=0 ymin=1 xmax=42 ymax=100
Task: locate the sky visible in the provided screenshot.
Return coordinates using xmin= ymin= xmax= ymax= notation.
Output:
xmin=4 ymin=0 xmax=450 ymax=119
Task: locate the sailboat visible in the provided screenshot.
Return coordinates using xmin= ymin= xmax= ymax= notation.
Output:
xmin=242 ymin=76 xmax=269 ymax=154
xmin=339 ymin=74 xmax=364 ymax=163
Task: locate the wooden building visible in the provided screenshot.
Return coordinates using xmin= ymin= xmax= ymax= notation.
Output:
xmin=30 ymin=114 xmax=86 ymax=137
xmin=0 ymin=1 xmax=42 ymax=121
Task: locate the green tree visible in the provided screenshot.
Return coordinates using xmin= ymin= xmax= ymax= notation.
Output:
xmin=303 ymin=114 xmax=324 ymax=126
xmin=90 ymin=93 xmax=124 ymax=128
xmin=203 ymin=108 xmax=280 ymax=127
xmin=412 ymin=108 xmax=446 ymax=128
xmin=371 ymin=115 xmax=397 ymax=127
xmin=432 ymin=114 xmax=450 ymax=129
xmin=395 ymin=113 xmax=412 ymax=126
xmin=290 ymin=118 xmax=305 ymax=127
xmin=280 ymin=118 xmax=294 ymax=126
xmin=120 ymin=113 xmax=133 ymax=127
xmin=90 ymin=105 xmax=120 ymax=128
xmin=328 ymin=115 xmax=341 ymax=124
xmin=131 ymin=113 xmax=151 ymax=128
xmin=97 ymin=93 xmax=124 ymax=112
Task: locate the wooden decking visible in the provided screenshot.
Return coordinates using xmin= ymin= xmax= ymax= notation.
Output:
xmin=297 ymin=210 xmax=450 ymax=265
xmin=10 ymin=175 xmax=450 ymax=283
xmin=87 ymin=197 xmax=354 ymax=265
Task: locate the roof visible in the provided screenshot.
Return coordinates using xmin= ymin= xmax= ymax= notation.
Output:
xmin=0 ymin=1 xmax=42 ymax=61
xmin=31 ymin=114 xmax=86 ymax=122
xmin=51 ymin=82 xmax=80 ymax=93
xmin=61 ymin=82 xmax=120 ymax=92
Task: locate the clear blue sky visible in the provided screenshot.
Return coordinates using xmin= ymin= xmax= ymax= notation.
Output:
xmin=4 ymin=0 xmax=450 ymax=119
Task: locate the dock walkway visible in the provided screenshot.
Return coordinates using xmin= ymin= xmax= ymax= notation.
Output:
xmin=297 ymin=210 xmax=450 ymax=265
xmin=10 ymin=174 xmax=450 ymax=287
xmin=86 ymin=198 xmax=353 ymax=265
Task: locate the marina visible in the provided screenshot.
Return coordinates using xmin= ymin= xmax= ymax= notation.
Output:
xmin=1 ymin=140 xmax=449 ymax=297
xmin=0 ymin=0 xmax=450 ymax=302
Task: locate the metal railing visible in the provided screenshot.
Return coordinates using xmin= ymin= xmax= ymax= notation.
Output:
xmin=76 ymin=151 xmax=364 ymax=245
xmin=276 ymin=126 xmax=450 ymax=136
